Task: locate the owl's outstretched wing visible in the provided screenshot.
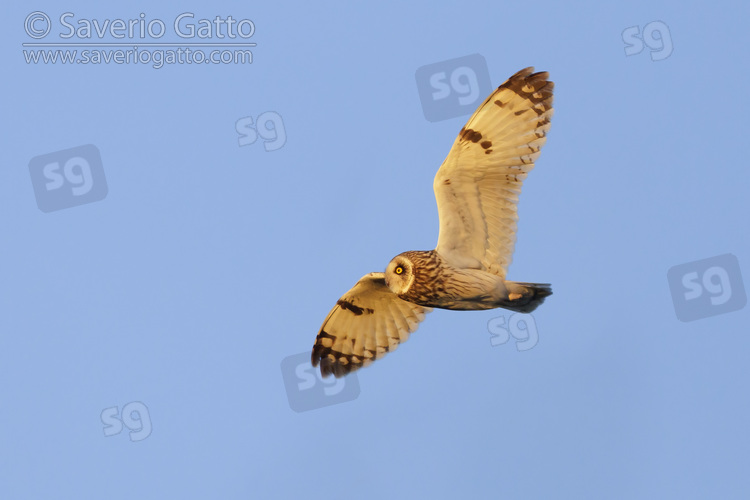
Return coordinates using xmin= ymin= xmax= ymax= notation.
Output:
xmin=311 ymin=272 xmax=431 ymax=378
xmin=433 ymin=67 xmax=554 ymax=278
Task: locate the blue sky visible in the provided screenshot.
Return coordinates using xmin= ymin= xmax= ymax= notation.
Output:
xmin=2 ymin=1 xmax=749 ymax=498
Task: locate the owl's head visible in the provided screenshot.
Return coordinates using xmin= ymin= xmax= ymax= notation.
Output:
xmin=384 ymin=253 xmax=416 ymax=296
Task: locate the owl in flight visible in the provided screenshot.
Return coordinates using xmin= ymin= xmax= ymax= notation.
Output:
xmin=312 ymin=67 xmax=554 ymax=377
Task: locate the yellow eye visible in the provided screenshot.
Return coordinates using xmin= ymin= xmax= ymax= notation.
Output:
xmin=395 ymin=266 xmax=404 ymax=275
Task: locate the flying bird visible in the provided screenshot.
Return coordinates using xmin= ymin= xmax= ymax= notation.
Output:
xmin=312 ymin=67 xmax=554 ymax=378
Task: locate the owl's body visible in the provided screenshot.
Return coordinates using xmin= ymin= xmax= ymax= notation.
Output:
xmin=311 ymin=67 xmax=555 ymax=378
xmin=386 ymin=250 xmax=550 ymax=312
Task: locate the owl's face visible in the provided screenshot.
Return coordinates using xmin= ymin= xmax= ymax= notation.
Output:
xmin=384 ymin=254 xmax=416 ymax=296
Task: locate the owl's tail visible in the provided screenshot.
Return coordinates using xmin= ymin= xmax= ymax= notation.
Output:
xmin=498 ymin=281 xmax=552 ymax=313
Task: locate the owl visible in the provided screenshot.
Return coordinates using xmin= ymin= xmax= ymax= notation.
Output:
xmin=312 ymin=67 xmax=554 ymax=377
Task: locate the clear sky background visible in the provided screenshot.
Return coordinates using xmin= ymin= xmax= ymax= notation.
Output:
xmin=2 ymin=1 xmax=749 ymax=499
